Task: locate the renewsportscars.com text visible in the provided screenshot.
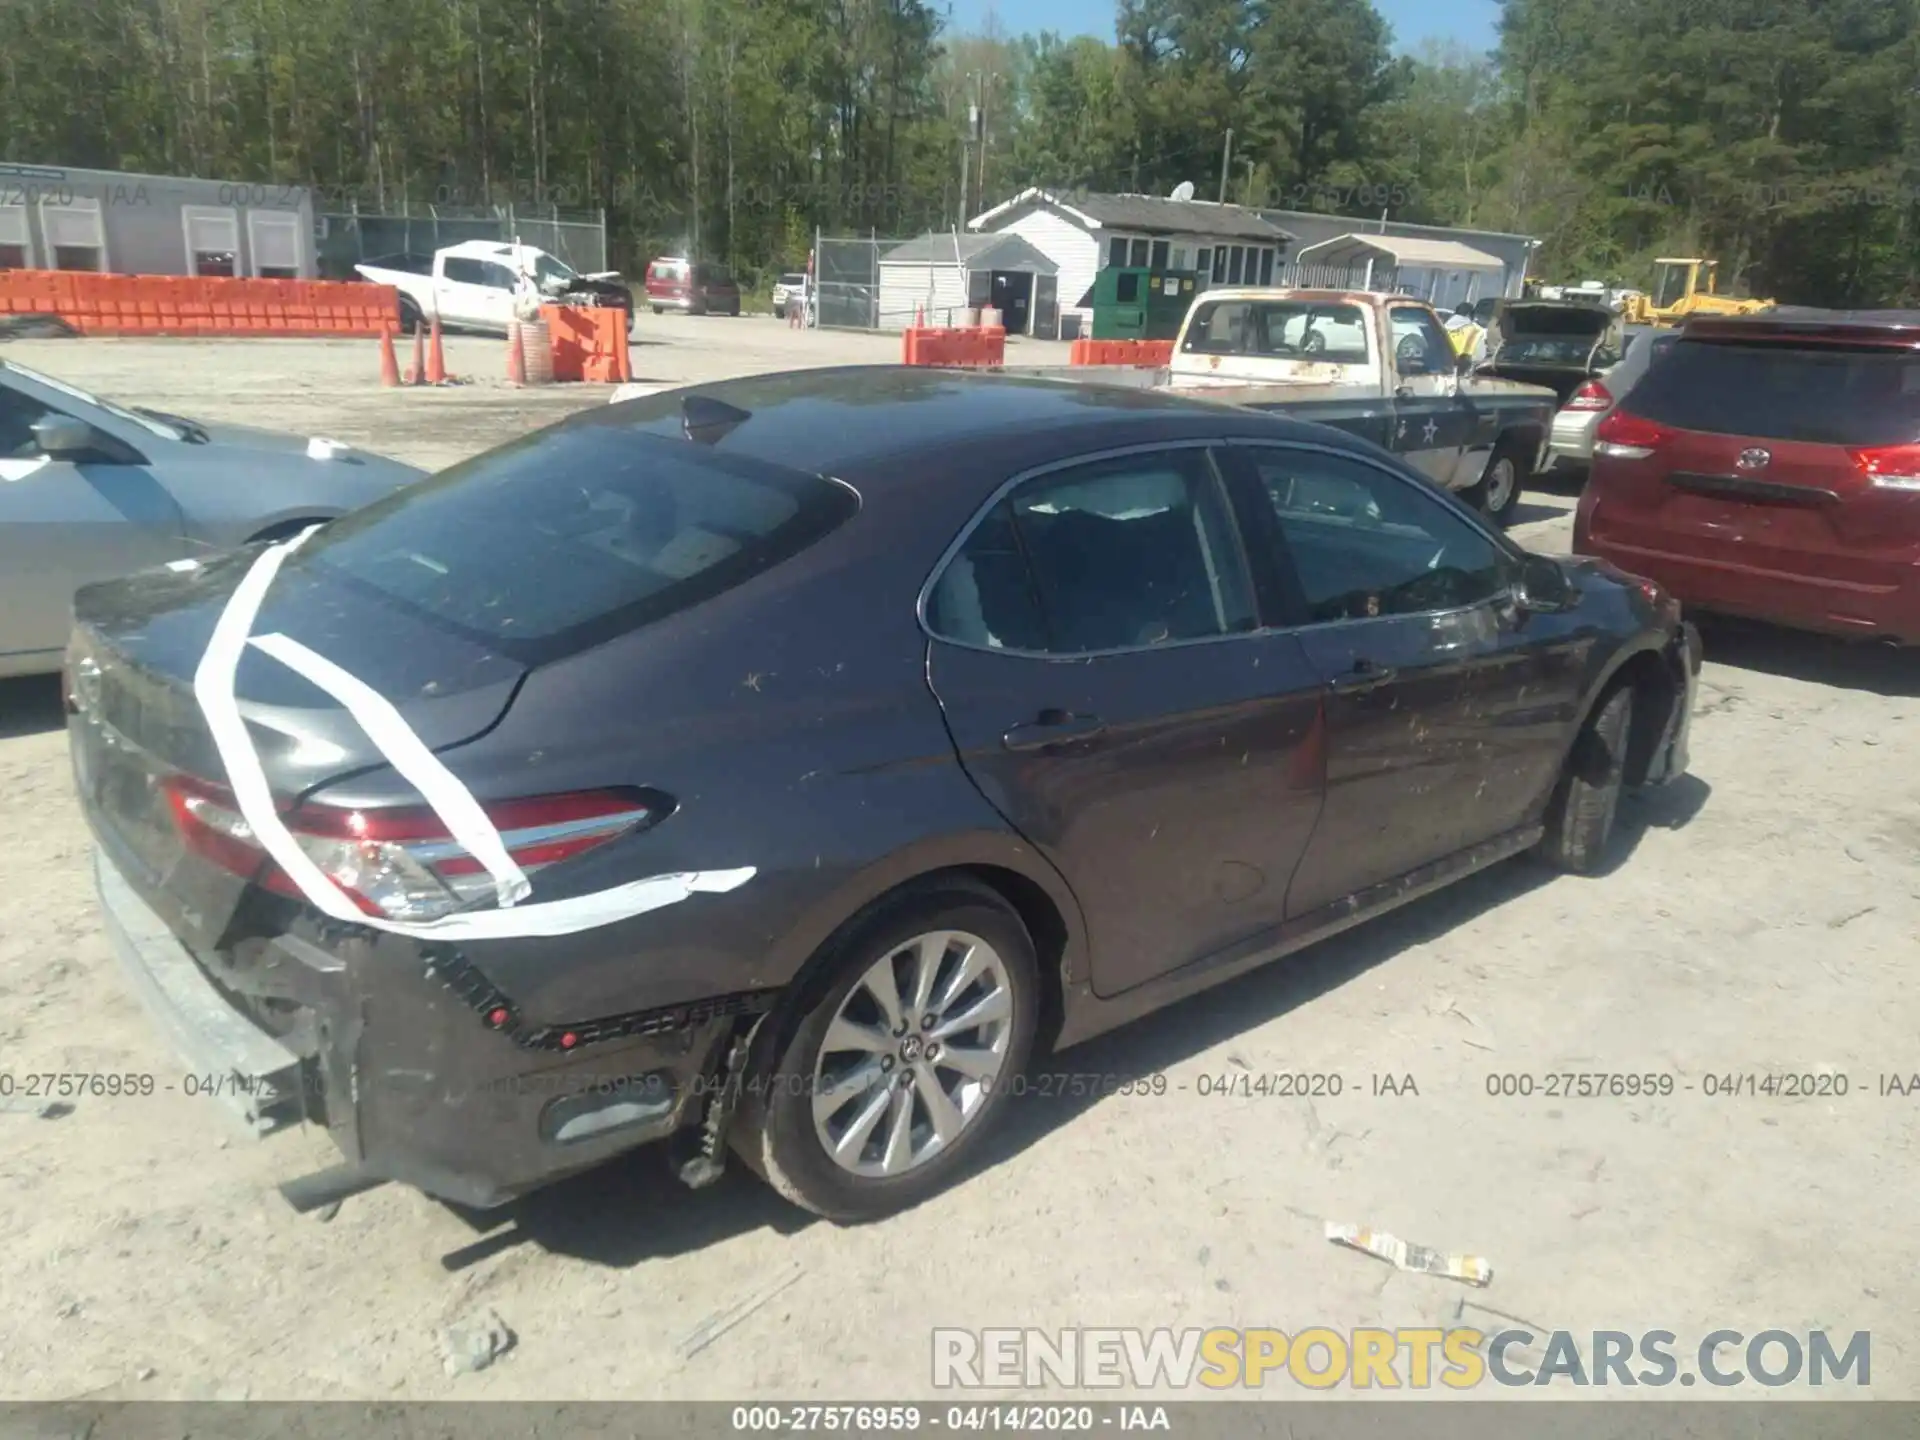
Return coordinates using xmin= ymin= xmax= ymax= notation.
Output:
xmin=931 ymin=1327 xmax=1870 ymax=1390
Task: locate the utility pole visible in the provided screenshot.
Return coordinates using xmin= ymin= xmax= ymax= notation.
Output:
xmin=1219 ymin=128 xmax=1234 ymax=203
xmin=976 ymin=71 xmax=993 ymax=205
xmin=959 ymin=136 xmax=970 ymax=231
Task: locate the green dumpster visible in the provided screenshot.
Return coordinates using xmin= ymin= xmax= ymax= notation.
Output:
xmin=1087 ymin=267 xmax=1200 ymax=341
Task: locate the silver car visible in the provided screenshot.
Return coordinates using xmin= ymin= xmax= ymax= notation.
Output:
xmin=0 ymin=359 xmax=424 ymax=678
xmin=1548 ymin=325 xmax=1678 ymax=467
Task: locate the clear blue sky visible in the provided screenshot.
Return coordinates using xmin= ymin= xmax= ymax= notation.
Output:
xmin=945 ymin=0 xmax=1501 ymax=56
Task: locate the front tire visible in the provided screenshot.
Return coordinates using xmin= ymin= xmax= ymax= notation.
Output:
xmin=733 ymin=880 xmax=1040 ymax=1222
xmin=1536 ymin=684 xmax=1633 ymax=874
xmin=1467 ymin=446 xmax=1524 ymax=526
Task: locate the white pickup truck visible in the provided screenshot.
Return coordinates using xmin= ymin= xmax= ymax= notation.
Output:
xmin=1046 ymin=287 xmax=1560 ymax=525
xmin=355 ymin=240 xmax=634 ymax=336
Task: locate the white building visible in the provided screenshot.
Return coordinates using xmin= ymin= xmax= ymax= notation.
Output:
xmin=876 ymin=232 xmax=1059 ymax=334
xmin=966 ymin=188 xmax=1295 ymax=339
xmin=1290 ymin=234 xmax=1508 ymax=313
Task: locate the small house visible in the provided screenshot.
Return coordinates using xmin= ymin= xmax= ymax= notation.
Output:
xmin=876 ymin=232 xmax=1060 ymax=335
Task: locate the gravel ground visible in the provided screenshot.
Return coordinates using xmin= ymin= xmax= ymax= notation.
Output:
xmin=0 ymin=322 xmax=1915 ymax=1401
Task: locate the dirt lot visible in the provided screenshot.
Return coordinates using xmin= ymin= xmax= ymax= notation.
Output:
xmin=0 ymin=321 xmax=1916 ymax=1401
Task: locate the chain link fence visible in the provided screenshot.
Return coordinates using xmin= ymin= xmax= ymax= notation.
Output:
xmin=812 ymin=234 xmax=919 ymax=330
xmin=315 ymin=202 xmax=608 ymax=279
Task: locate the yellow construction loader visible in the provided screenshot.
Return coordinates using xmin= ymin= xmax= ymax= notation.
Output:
xmin=1621 ymin=258 xmax=1773 ymax=327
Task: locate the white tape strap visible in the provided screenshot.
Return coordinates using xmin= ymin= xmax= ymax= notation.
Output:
xmin=247 ymin=631 xmax=531 ymax=908
xmin=191 ymin=535 xmax=754 ymax=940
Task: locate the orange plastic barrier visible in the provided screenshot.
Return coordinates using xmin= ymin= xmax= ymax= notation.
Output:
xmin=0 ymin=269 xmax=400 ymax=337
xmin=902 ymin=325 xmax=1006 ymax=368
xmin=1069 ymin=337 xmax=1174 ymax=367
xmin=539 ymin=304 xmax=632 ymax=384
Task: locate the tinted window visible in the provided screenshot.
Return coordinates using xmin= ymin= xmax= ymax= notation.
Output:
xmin=1184 ymin=300 xmax=1370 ymax=364
xmin=294 ymin=425 xmax=857 ymax=664
xmin=928 ymin=451 xmax=1256 ymax=654
xmin=0 ymin=386 xmax=56 ymax=458
xmin=1625 ymin=341 xmax=1920 ymax=445
xmin=1248 ymin=449 xmax=1509 ymax=622
xmin=478 ymin=262 xmax=518 ymax=292
xmin=1388 ymin=307 xmax=1456 ymax=377
xmin=442 ymin=258 xmax=489 ymax=285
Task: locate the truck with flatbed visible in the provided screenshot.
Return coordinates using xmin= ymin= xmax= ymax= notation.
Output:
xmin=1028 ymin=286 xmax=1560 ymax=525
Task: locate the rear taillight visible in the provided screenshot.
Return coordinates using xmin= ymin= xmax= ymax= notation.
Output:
xmin=1593 ymin=410 xmax=1670 ymax=460
xmin=1849 ymin=443 xmax=1920 ymax=493
xmin=1563 ymin=380 xmax=1613 ymax=412
xmin=163 ymin=777 xmax=656 ymax=922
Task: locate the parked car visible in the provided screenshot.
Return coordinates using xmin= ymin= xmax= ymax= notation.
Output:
xmin=1478 ymin=300 xmax=1625 ymax=407
xmin=772 ymin=273 xmax=809 ymax=319
xmin=1548 ymin=326 xmax=1678 ymax=472
xmin=72 ymin=369 xmax=1698 ymax=1223
xmin=0 ymin=359 xmax=423 ymax=679
xmin=354 ymin=242 xmax=633 ymax=336
xmin=645 ymin=258 xmax=743 ymax=316
xmin=1577 ymin=307 xmax=1920 ymax=643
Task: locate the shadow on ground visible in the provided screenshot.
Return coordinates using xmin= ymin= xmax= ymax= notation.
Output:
xmin=1697 ymin=616 xmax=1920 ymax=697
xmin=0 ymin=675 xmax=65 ymax=740
xmin=463 ymin=786 xmax=1702 ymax=1268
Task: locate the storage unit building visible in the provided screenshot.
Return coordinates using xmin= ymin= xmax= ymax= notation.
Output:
xmin=0 ymin=163 xmax=316 ymax=279
xmin=966 ymin=188 xmax=1294 ymax=339
xmin=876 ymin=232 xmax=1059 ymax=334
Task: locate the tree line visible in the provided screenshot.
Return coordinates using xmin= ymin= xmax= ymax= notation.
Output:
xmin=2 ymin=0 xmax=1916 ymax=303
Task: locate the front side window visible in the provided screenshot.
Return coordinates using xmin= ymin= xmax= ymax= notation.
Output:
xmin=1247 ymin=448 xmax=1509 ymax=622
xmin=479 ymin=262 xmax=519 ymax=292
xmin=0 ymin=386 xmax=58 ymax=458
xmin=927 ymin=450 xmax=1256 ymax=655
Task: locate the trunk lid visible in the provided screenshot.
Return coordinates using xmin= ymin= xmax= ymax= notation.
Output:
xmin=1484 ymin=302 xmax=1621 ymax=402
xmin=1592 ymin=335 xmax=1920 ymax=584
xmin=69 ymin=548 xmax=525 ymax=950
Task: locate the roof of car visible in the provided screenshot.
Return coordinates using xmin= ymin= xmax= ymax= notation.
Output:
xmin=589 ymin=366 xmax=1327 ymax=479
xmin=1683 ymin=308 xmax=1920 ymax=347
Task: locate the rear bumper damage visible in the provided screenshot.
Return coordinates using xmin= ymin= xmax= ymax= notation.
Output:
xmin=94 ymin=846 xmax=774 ymax=1209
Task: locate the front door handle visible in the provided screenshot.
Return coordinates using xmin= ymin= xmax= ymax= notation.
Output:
xmin=1002 ymin=709 xmax=1108 ymax=752
xmin=1329 ymin=658 xmax=1397 ymax=696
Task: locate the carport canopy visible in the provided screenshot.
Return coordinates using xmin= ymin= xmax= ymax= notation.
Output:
xmin=1292 ymin=233 xmax=1505 ymax=273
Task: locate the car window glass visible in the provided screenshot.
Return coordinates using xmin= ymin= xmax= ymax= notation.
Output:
xmin=0 ymin=386 xmax=56 ymax=458
xmin=1388 ymin=308 xmax=1456 ymax=376
xmin=1625 ymin=341 xmax=1920 ymax=445
xmin=1249 ymin=449 xmax=1509 ymax=622
xmin=293 ymin=425 xmax=856 ymax=665
xmin=925 ymin=502 xmax=1049 ymax=652
xmin=443 ymin=258 xmax=487 ymax=286
xmin=480 ymin=262 xmax=519 ymax=292
xmin=995 ymin=451 xmax=1255 ymax=654
xmin=1183 ymin=300 xmax=1369 ymax=363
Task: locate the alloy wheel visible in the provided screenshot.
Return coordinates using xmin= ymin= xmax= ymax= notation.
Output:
xmin=810 ymin=930 xmax=1015 ymax=1178
xmin=1484 ymin=456 xmax=1517 ymax=513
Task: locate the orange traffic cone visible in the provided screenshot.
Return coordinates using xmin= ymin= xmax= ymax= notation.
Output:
xmin=406 ymin=322 xmax=426 ymax=385
xmin=506 ymin=321 xmax=527 ymax=386
xmin=426 ymin=315 xmax=447 ymax=385
xmin=378 ymin=324 xmax=401 ymax=387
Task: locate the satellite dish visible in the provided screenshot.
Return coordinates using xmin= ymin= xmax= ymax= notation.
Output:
xmin=1170 ymin=180 xmax=1196 ymax=202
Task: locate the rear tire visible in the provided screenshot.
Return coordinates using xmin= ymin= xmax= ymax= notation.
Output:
xmin=1467 ymin=446 xmax=1525 ymax=526
xmin=1536 ymin=685 xmax=1634 ymax=874
xmin=396 ymin=295 xmax=423 ymax=332
xmin=651 ymin=304 xmax=664 ymax=316
xmin=732 ymin=879 xmax=1040 ymax=1222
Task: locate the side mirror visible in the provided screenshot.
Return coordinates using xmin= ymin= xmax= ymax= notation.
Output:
xmin=1514 ymin=554 xmax=1575 ymax=612
xmin=32 ymin=415 xmax=97 ymax=459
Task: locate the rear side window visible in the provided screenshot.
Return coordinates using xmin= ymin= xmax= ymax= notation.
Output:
xmin=1183 ymin=300 xmax=1371 ymax=364
xmin=294 ymin=425 xmax=856 ymax=664
xmin=927 ymin=450 xmax=1256 ymax=655
xmin=1626 ymin=341 xmax=1920 ymax=445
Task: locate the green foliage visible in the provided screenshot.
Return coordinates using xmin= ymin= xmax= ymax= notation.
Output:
xmin=0 ymin=0 xmax=1915 ymax=302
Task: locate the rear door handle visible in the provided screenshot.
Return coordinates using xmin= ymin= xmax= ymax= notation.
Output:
xmin=1001 ymin=709 xmax=1108 ymax=752
xmin=1329 ymin=658 xmax=1397 ymax=696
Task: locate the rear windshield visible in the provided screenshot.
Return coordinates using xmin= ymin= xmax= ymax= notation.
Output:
xmin=696 ymin=266 xmax=734 ymax=284
xmin=291 ymin=424 xmax=857 ymax=664
xmin=650 ymin=260 xmax=687 ymax=281
xmin=1182 ymin=300 xmax=1371 ymax=364
xmin=1624 ymin=340 xmax=1920 ymax=445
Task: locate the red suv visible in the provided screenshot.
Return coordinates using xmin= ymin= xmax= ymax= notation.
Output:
xmin=1576 ymin=309 xmax=1920 ymax=644
xmin=644 ymin=257 xmax=742 ymax=316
